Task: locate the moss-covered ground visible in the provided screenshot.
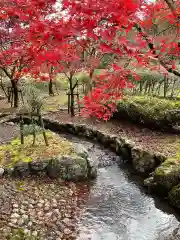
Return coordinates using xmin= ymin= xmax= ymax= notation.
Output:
xmin=0 ymin=130 xmax=76 ymax=167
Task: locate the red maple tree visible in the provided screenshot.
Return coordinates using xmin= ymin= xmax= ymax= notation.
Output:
xmin=1 ymin=0 xmax=179 ymax=118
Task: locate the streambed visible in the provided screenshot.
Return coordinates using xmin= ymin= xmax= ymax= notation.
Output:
xmin=0 ymin=131 xmax=179 ymax=239
xmin=66 ymin=135 xmax=180 ymax=240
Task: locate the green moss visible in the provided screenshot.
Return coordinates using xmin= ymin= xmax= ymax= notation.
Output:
xmin=168 ymin=184 xmax=180 ymax=208
xmin=7 ymin=228 xmax=39 ymax=240
xmin=154 ymin=160 xmax=180 ymax=191
xmin=155 ymin=166 xmax=166 ymax=176
xmin=0 ymin=130 xmax=76 ymax=167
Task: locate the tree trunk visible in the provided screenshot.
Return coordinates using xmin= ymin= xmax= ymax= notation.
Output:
xmin=139 ymin=81 xmax=143 ymax=94
xmin=49 ymin=79 xmax=54 ymax=96
xmin=69 ymin=77 xmax=75 ymax=117
xmin=86 ymin=69 xmax=94 ymax=94
xmin=164 ymin=76 xmax=168 ymax=98
xmin=70 ymin=92 xmax=75 ymax=117
xmin=11 ymin=79 xmax=18 ymax=108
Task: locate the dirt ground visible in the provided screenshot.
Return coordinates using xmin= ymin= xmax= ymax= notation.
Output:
xmin=46 ymin=111 xmax=180 ymax=157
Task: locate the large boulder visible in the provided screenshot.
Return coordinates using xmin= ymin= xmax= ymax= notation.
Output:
xmin=154 ymin=164 xmax=180 ymax=191
xmin=144 ymin=161 xmax=180 ymax=196
xmin=30 ymin=160 xmax=49 ymax=172
xmin=46 ymin=155 xmax=89 ymax=181
xmin=73 ymin=143 xmax=97 ymax=179
xmin=131 ymin=147 xmax=157 ymax=174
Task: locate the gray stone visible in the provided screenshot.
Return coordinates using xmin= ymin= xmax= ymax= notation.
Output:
xmin=39 ymin=199 xmax=45 ymax=204
xmin=131 ymin=147 xmax=156 ymax=173
xmin=67 ymin=163 xmax=87 ymax=181
xmin=46 ymin=212 xmax=52 ymax=218
xmin=13 ymin=204 xmax=19 ymax=208
xmin=11 ymin=218 xmax=18 ymax=224
xmin=46 ymin=158 xmax=66 ymax=179
xmin=19 ymin=209 xmax=25 ymax=214
xmin=37 ymin=203 xmax=43 ymax=208
xmin=89 ymin=166 xmax=97 ymax=179
xmin=46 ymin=155 xmax=90 ymax=180
xmin=44 ymin=206 xmax=50 ymax=211
xmin=37 ymin=211 xmax=43 ymax=217
xmin=56 ymin=222 xmax=65 ymax=231
xmin=73 ymin=143 xmax=89 ymax=159
xmin=63 ymin=228 xmax=72 ymax=235
xmin=0 ymin=167 xmax=4 ymax=177
xmin=54 ymin=209 xmax=61 ymax=216
xmin=144 ymin=177 xmax=155 ymax=187
xmin=6 ymin=122 xmax=15 ymax=126
xmin=12 ymin=208 xmax=19 ymax=213
xmin=24 ymin=229 xmax=30 ymax=235
xmin=32 ymin=231 xmax=38 ymax=237
xmin=30 ymin=160 xmax=49 ymax=172
xmin=17 ymin=218 xmax=24 ymax=226
xmin=13 ymin=162 xmax=30 ymax=177
xmin=6 ymin=167 xmax=14 ymax=175
xmin=27 ymin=221 xmax=33 ymax=227
xmin=73 ymin=143 xmax=97 ymax=179
xmin=63 ymin=218 xmax=72 ymax=227
xmin=154 ymin=164 xmax=180 ymax=191
xmin=22 ymin=214 xmax=29 ymax=221
xmin=11 ymin=213 xmax=20 ymax=219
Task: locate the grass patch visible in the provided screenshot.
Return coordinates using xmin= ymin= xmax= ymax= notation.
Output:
xmin=0 ymin=130 xmax=76 ymax=167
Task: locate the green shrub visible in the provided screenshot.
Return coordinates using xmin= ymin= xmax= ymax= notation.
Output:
xmin=116 ymin=96 xmax=180 ymax=127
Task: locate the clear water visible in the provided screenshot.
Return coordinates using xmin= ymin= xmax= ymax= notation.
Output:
xmin=64 ymin=135 xmax=180 ymax=240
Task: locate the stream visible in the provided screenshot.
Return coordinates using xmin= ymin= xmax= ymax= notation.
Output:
xmin=63 ymin=134 xmax=180 ymax=240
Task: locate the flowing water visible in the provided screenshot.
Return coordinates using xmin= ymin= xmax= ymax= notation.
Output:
xmin=63 ymin=134 xmax=180 ymax=240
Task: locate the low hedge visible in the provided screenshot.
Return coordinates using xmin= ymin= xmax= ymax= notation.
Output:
xmin=114 ymin=96 xmax=180 ymax=131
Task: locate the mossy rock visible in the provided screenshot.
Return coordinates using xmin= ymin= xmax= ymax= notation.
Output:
xmin=153 ymin=163 xmax=180 ymax=193
xmin=168 ymin=184 xmax=180 ymax=208
xmin=46 ymin=155 xmax=88 ymax=181
xmin=131 ymin=147 xmax=157 ymax=174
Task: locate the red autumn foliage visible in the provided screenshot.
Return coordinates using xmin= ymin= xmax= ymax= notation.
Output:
xmin=0 ymin=0 xmax=179 ymax=118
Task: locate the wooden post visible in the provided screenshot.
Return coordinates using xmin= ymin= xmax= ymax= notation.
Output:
xmin=20 ymin=114 xmax=24 ymax=144
xmin=68 ymin=93 xmax=70 ymax=114
xmin=31 ymin=113 xmax=36 ymax=145
xmin=38 ymin=111 xmax=48 ymax=146
xmin=76 ymin=93 xmax=81 ymax=115
xmin=19 ymin=89 xmax=24 ymax=104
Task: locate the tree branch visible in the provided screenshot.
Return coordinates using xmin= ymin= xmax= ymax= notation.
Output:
xmin=134 ymin=23 xmax=180 ymax=78
xmin=0 ymin=67 xmax=11 ymax=79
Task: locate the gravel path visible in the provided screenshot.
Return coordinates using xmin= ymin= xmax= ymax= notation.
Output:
xmin=0 ymin=123 xmax=19 ymax=144
xmin=0 ymin=177 xmax=89 ymax=240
